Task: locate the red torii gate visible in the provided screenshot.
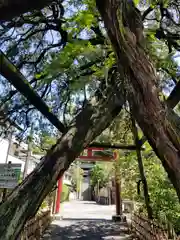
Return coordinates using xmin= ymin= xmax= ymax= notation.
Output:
xmin=78 ymin=147 xmax=117 ymax=161
xmin=55 ymin=147 xmax=122 ymax=219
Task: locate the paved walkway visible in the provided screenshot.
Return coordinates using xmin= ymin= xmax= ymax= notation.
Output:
xmin=42 ymin=201 xmax=132 ymax=240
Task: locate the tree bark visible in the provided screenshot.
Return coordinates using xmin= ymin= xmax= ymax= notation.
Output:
xmin=137 ymin=87 xmax=180 ymax=147
xmin=96 ymin=0 xmax=180 ymax=200
xmin=0 ymin=82 xmax=124 ymax=239
xmin=0 ymin=0 xmax=53 ymax=21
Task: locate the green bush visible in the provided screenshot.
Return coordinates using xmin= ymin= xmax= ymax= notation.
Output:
xmin=60 ymin=184 xmax=70 ymax=203
xmin=118 ymin=148 xmax=180 ymax=233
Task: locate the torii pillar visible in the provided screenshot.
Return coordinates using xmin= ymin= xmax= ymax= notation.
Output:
xmin=55 ymin=176 xmax=63 ymax=214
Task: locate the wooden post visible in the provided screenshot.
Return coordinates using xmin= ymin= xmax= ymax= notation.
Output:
xmin=112 ymin=150 xmax=126 ymax=222
xmin=115 ymin=154 xmax=122 ymax=216
xmin=97 ymin=179 xmax=100 ymax=203
xmin=55 ymin=177 xmax=63 ymax=214
xmin=76 ymin=161 xmax=79 ymax=199
xmin=115 ymin=174 xmax=121 ymax=215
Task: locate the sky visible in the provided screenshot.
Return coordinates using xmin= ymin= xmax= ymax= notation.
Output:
xmin=173 ymin=52 xmax=180 ymax=66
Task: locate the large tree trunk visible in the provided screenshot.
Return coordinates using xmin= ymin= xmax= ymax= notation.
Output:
xmin=96 ymin=0 xmax=180 ymax=200
xmin=0 ymin=82 xmax=124 ymax=240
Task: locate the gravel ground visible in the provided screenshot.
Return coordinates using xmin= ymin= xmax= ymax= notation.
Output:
xmin=42 ymin=201 xmax=132 ymax=240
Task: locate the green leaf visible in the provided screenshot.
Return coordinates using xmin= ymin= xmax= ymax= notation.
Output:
xmin=133 ymin=0 xmax=139 ymax=6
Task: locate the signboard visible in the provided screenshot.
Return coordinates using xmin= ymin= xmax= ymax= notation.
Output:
xmin=0 ymin=163 xmax=21 ymax=189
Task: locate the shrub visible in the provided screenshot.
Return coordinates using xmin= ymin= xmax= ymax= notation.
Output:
xmin=60 ymin=184 xmax=70 ymax=202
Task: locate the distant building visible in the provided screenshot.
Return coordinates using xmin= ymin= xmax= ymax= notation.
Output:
xmin=63 ymin=171 xmax=72 ymax=186
xmin=79 ymin=161 xmax=95 ymax=201
xmin=0 ymin=136 xmax=42 ymax=175
xmin=0 ymin=111 xmax=39 ymax=175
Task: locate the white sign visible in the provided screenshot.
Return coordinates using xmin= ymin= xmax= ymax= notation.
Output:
xmin=0 ymin=163 xmax=21 ymax=189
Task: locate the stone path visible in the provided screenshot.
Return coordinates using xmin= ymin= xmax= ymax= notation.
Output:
xmin=42 ymin=201 xmax=132 ymax=240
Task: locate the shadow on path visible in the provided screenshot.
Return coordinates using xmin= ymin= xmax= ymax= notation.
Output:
xmin=42 ymin=219 xmax=130 ymax=240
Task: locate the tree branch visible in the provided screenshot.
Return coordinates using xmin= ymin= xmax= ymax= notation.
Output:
xmin=0 ymin=50 xmax=66 ymax=133
xmin=142 ymin=6 xmax=154 ymax=21
xmin=0 ymin=0 xmax=54 ymax=21
xmin=166 ymin=80 xmax=180 ymax=109
xmin=89 ymin=142 xmax=143 ymax=150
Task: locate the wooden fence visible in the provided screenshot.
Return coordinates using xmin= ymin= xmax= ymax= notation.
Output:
xmin=19 ymin=210 xmax=52 ymax=240
xmin=131 ymin=213 xmax=180 ymax=240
